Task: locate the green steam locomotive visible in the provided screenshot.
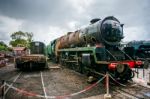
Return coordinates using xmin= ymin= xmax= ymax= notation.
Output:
xmin=47 ymin=16 xmax=142 ymax=82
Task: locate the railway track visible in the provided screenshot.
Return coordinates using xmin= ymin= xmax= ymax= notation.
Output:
xmin=111 ymin=82 xmax=150 ymax=99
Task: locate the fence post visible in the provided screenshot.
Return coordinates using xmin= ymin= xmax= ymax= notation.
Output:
xmin=147 ymin=72 xmax=150 ymax=86
xmin=143 ymin=67 xmax=145 ymax=78
xmin=137 ymin=68 xmax=139 ymax=78
xmin=1 ymin=80 xmax=5 ymax=99
xmin=104 ymin=72 xmax=111 ymax=99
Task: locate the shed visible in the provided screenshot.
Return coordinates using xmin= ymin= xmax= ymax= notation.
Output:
xmin=12 ymin=47 xmax=27 ymax=56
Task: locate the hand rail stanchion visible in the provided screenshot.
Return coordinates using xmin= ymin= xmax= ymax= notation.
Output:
xmin=1 ymin=80 xmax=5 ymax=99
xmin=147 ymin=71 xmax=150 ymax=86
xmin=137 ymin=67 xmax=139 ymax=78
xmin=104 ymin=72 xmax=111 ymax=99
xmin=143 ymin=67 xmax=145 ymax=78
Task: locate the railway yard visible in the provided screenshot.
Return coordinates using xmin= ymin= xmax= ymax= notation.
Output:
xmin=1 ymin=0 xmax=150 ymax=98
xmin=0 ymin=62 xmax=150 ymax=99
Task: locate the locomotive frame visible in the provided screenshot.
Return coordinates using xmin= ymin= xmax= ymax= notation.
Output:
xmin=58 ymin=46 xmax=137 ymax=82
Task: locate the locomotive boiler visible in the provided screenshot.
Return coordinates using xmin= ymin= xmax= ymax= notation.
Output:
xmin=47 ymin=16 xmax=141 ymax=82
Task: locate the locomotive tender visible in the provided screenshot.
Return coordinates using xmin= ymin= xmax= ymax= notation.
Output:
xmin=15 ymin=41 xmax=48 ymax=70
xmin=47 ymin=16 xmax=141 ymax=82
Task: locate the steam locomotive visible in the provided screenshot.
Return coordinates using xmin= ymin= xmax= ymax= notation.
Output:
xmin=124 ymin=41 xmax=150 ymax=68
xmin=15 ymin=41 xmax=48 ymax=70
xmin=47 ymin=16 xmax=141 ymax=82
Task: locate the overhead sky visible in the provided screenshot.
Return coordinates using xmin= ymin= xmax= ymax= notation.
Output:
xmin=0 ymin=0 xmax=149 ymax=45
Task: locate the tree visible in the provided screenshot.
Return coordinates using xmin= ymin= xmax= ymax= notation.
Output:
xmin=0 ymin=41 xmax=8 ymax=51
xmin=9 ymin=39 xmax=28 ymax=47
xmin=26 ymin=32 xmax=33 ymax=43
xmin=11 ymin=31 xmax=26 ymax=40
xmin=26 ymin=32 xmax=33 ymax=47
xmin=9 ymin=31 xmax=33 ymax=47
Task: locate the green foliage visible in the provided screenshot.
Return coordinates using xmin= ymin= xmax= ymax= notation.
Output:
xmin=0 ymin=41 xmax=8 ymax=51
xmin=9 ymin=31 xmax=33 ymax=47
xmin=26 ymin=32 xmax=33 ymax=43
xmin=9 ymin=39 xmax=28 ymax=47
xmin=25 ymin=32 xmax=33 ymax=48
xmin=11 ymin=31 xmax=26 ymax=40
xmin=0 ymin=46 xmax=7 ymax=51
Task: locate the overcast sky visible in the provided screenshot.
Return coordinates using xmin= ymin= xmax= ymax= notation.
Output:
xmin=0 ymin=0 xmax=150 ymax=45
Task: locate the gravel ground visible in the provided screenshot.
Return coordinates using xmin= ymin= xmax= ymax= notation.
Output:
xmin=0 ymin=62 xmax=106 ymax=99
xmin=42 ymin=68 xmax=105 ymax=99
xmin=0 ymin=62 xmax=150 ymax=99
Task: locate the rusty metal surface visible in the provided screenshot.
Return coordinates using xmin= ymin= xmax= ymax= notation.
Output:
xmin=59 ymin=35 xmax=69 ymax=48
xmin=16 ymin=54 xmax=46 ymax=61
xmin=55 ymin=39 xmax=61 ymax=57
xmin=68 ymin=32 xmax=80 ymax=46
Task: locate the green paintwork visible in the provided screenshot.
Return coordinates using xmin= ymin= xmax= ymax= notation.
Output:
xmin=58 ymin=47 xmax=96 ymax=52
xmin=47 ymin=43 xmax=52 ymax=55
xmin=59 ymin=47 xmax=109 ymax=64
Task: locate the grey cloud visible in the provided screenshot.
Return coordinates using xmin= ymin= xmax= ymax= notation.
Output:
xmin=0 ymin=0 xmax=78 ymax=26
xmin=85 ymin=0 xmax=150 ymax=26
xmin=0 ymin=31 xmax=10 ymax=41
xmin=0 ymin=21 xmax=10 ymax=42
xmin=0 ymin=0 xmax=150 ymax=44
xmin=85 ymin=0 xmax=150 ymax=40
